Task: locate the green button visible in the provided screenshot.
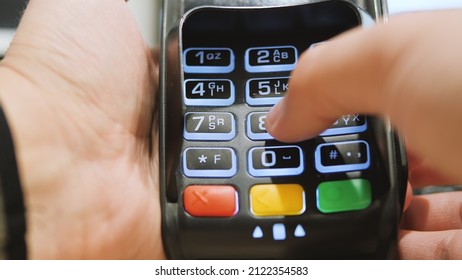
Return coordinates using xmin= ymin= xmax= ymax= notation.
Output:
xmin=317 ymin=179 xmax=371 ymax=213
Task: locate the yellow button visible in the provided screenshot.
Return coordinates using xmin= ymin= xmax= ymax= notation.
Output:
xmin=250 ymin=184 xmax=305 ymax=216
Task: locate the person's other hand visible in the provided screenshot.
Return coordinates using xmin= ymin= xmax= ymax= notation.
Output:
xmin=0 ymin=0 xmax=163 ymax=259
xmin=400 ymin=152 xmax=462 ymax=259
xmin=265 ymin=10 xmax=462 ymax=259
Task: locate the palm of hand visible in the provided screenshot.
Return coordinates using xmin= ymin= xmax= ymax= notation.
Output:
xmin=1 ymin=0 xmax=163 ymax=259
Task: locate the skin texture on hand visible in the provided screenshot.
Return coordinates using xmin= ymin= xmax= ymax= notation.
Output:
xmin=266 ymin=10 xmax=462 ymax=259
xmin=0 ymin=0 xmax=164 ymax=259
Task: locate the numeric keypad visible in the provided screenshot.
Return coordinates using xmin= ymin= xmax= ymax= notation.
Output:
xmin=181 ymin=44 xmax=373 ymax=219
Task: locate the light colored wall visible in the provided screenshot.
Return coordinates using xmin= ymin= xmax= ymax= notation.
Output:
xmin=128 ymin=0 xmax=161 ymax=46
xmin=389 ymin=0 xmax=462 ymax=15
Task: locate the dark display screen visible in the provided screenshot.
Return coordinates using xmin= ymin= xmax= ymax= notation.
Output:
xmin=0 ymin=0 xmax=28 ymax=28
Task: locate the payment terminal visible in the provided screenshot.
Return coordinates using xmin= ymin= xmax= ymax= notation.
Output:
xmin=158 ymin=0 xmax=407 ymax=259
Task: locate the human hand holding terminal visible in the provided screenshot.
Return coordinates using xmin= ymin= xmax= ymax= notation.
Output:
xmin=0 ymin=0 xmax=164 ymax=259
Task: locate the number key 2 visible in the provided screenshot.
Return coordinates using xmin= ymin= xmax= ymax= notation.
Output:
xmin=245 ymin=46 xmax=298 ymax=73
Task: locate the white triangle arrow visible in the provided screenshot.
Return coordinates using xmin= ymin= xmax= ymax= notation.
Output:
xmin=252 ymin=226 xmax=263 ymax=239
xmin=294 ymin=224 xmax=306 ymax=238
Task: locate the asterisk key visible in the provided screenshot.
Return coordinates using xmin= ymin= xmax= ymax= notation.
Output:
xmin=198 ymin=155 xmax=208 ymax=163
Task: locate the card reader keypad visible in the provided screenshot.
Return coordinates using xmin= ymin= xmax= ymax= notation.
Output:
xmin=181 ymin=43 xmax=374 ymax=223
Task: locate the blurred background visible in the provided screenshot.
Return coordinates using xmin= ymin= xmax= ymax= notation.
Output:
xmin=2 ymin=0 xmax=462 ymax=54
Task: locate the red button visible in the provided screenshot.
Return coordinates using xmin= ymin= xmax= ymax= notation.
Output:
xmin=183 ymin=185 xmax=238 ymax=217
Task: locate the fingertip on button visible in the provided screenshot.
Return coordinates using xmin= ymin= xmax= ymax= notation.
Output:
xmin=265 ymin=101 xmax=283 ymax=138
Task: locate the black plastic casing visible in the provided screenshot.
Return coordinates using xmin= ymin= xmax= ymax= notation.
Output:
xmin=159 ymin=0 xmax=407 ymax=259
